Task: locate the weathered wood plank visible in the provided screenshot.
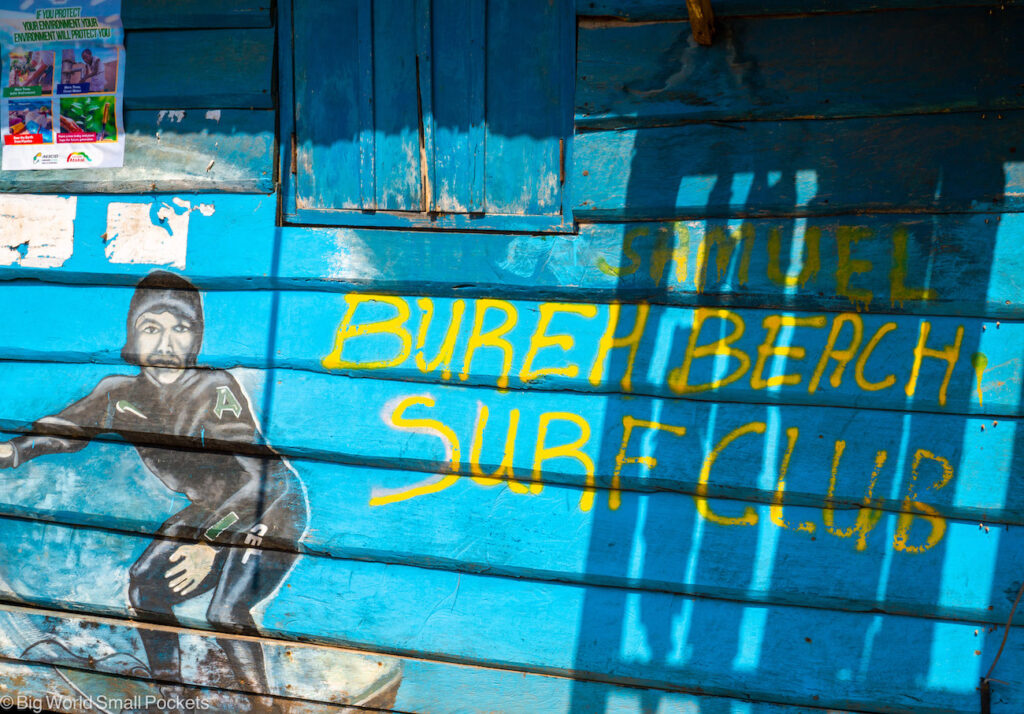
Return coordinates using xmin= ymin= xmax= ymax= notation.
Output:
xmin=0 ymin=285 xmax=1019 ymax=416
xmin=577 ymin=8 xmax=1024 ymax=127
xmin=124 ymin=29 xmax=273 ymax=109
xmin=0 ymin=110 xmax=273 ymax=193
xmin=1 ymin=517 xmax=1022 ymax=713
xmin=0 ymin=605 xmax=833 ymax=714
xmin=1 ymin=196 xmax=1021 ymax=319
xmin=0 ymin=363 xmax=1016 ymax=525
xmin=573 ymin=112 xmax=1024 ymax=219
xmin=579 ymin=0 xmax=1024 ymax=19
xmin=1 ymin=424 xmax=1021 ymax=625
xmin=123 ymin=1 xmax=272 ymax=29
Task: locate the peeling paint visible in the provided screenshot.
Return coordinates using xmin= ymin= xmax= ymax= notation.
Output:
xmin=0 ymin=196 xmax=76 ymax=268
xmin=156 ymin=110 xmax=186 ymax=124
xmin=104 ymin=199 xmax=214 ymax=269
xmin=325 ymin=229 xmax=379 ymax=280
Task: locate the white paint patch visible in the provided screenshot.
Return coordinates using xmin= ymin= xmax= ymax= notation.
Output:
xmin=0 ymin=195 xmax=76 ymax=268
xmin=156 ymin=110 xmax=186 ymax=124
xmin=205 ymin=109 xmax=222 ymax=122
xmin=324 ymin=228 xmax=379 ymax=280
xmin=105 ymin=199 xmax=215 ymax=269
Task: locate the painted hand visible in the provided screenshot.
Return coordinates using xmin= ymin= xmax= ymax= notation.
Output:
xmin=0 ymin=442 xmax=14 ymax=469
xmin=165 ymin=542 xmax=217 ymax=595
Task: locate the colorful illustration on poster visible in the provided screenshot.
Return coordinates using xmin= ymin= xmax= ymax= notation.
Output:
xmin=4 ymin=49 xmax=52 ymax=95
xmin=59 ymin=46 xmax=117 ymax=94
xmin=59 ymin=95 xmax=115 ymax=141
xmin=6 ymin=97 xmax=52 ymax=143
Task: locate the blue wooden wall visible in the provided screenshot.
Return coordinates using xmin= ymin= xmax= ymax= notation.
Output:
xmin=0 ymin=1 xmax=1022 ymax=713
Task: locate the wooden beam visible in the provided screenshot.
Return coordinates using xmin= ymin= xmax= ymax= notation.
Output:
xmin=686 ymin=0 xmax=715 ymax=44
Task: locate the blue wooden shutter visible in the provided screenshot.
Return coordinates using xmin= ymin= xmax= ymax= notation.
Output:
xmin=289 ymin=0 xmax=572 ymax=231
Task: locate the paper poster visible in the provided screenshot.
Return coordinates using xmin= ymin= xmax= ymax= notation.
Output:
xmin=0 ymin=1 xmax=124 ymax=170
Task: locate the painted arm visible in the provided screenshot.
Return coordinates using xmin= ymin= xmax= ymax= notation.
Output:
xmin=0 ymin=379 xmax=114 ymax=469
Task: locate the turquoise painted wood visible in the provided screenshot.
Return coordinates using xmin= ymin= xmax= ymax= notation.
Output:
xmin=577 ymin=8 xmax=1024 ymax=127
xmin=0 ymin=285 xmax=1018 ymax=415
xmin=123 ymin=1 xmax=272 ymax=29
xmin=1 ymin=197 xmax=1022 ymax=319
xmin=124 ymin=29 xmax=274 ymax=109
xmin=0 ymin=362 xmax=1016 ymax=515
xmin=0 ymin=111 xmax=273 ymax=193
xmin=1 ymin=1 xmax=1023 ymax=712
xmin=574 ymin=112 xmax=1024 ymax=219
xmin=0 ymin=515 xmax=1022 ymax=712
xmin=0 ymin=420 xmax=1021 ymax=625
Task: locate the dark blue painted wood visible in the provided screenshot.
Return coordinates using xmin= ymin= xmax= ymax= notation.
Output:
xmin=125 ymin=29 xmax=274 ymax=109
xmin=577 ymin=8 xmax=1024 ymax=127
xmin=580 ymin=0 xmax=1024 ymax=19
xmin=574 ymin=112 xmax=1024 ymax=219
xmin=0 ymin=112 xmax=273 ymax=193
xmin=0 ymin=605 xmax=828 ymax=714
xmin=123 ymin=1 xmax=272 ymax=29
xmin=287 ymin=0 xmax=573 ymax=231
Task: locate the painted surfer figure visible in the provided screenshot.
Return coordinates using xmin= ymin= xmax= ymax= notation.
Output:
xmin=0 ymin=271 xmax=308 ymax=712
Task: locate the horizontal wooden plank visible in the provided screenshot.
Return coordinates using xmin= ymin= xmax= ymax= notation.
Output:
xmin=124 ymin=29 xmax=274 ymax=109
xmin=577 ymin=8 xmax=1024 ymax=127
xmin=0 ymin=110 xmax=273 ymax=193
xmin=0 ymin=605 xmax=835 ymax=714
xmin=1 ymin=196 xmax=1021 ymax=319
xmin=1 ymin=517 xmax=1022 ymax=713
xmin=573 ymin=112 xmax=1024 ymax=219
xmin=123 ymin=1 xmax=272 ymax=29
xmin=0 ymin=285 xmax=1019 ymax=416
xmin=0 ymin=363 xmax=1017 ymax=525
xmin=1 ymin=424 xmax=1021 ymax=625
xmin=579 ymin=0 xmax=1024 ymax=19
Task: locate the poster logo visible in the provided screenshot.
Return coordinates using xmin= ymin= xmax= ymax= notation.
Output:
xmin=32 ymin=151 xmax=59 ymax=166
xmin=66 ymin=151 xmax=91 ymax=163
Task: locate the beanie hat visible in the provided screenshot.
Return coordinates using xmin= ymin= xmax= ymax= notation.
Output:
xmin=121 ymin=271 xmax=204 ymax=365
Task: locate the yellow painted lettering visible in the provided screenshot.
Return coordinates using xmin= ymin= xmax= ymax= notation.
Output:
xmin=823 ymin=441 xmax=886 ymax=551
xmin=693 ymin=422 xmax=762 ymax=526
xmin=770 ymin=427 xmax=815 ymax=532
xmin=904 ymin=321 xmax=964 ymax=407
xmin=668 ymin=308 xmax=751 ymax=394
xmin=695 ymin=224 xmax=753 ymax=293
xmin=854 ymin=322 xmax=897 ymax=391
xmin=808 ymin=313 xmax=863 ymax=393
xmin=766 ymin=226 xmax=821 ymax=288
xmin=893 ymin=449 xmax=955 ymax=553
xmin=750 ymin=314 xmax=827 ymax=390
xmin=835 ymin=226 xmax=874 ymax=309
xmin=414 ymin=298 xmax=465 ymax=380
xmin=460 ymin=299 xmax=518 ymax=389
xmin=520 ymin=302 xmax=599 ymax=383
xmin=469 ymin=405 xmax=524 ymax=491
xmin=611 ymin=416 xmax=687 ymax=511
xmin=369 ymin=396 xmax=460 ymax=506
xmin=322 ymin=294 xmax=412 ymax=370
xmin=533 ymin=412 xmax=595 ymax=510
xmin=596 ymin=227 xmax=643 ymax=277
xmin=588 ymin=303 xmax=650 ymax=392
xmin=889 ymin=227 xmax=937 ymax=305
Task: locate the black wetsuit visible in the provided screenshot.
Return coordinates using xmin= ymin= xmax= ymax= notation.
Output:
xmin=5 ymin=368 xmax=308 ymax=695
